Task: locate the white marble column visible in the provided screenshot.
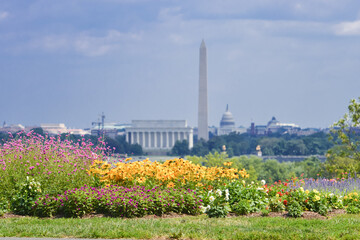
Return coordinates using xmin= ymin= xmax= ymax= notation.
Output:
xmin=126 ymin=131 xmax=129 ymax=143
xmin=154 ymin=132 xmax=157 ymax=148
xmin=172 ymin=131 xmax=175 ymax=146
xmin=145 ymin=132 xmax=149 ymax=148
xmin=167 ymin=132 xmax=171 ymax=148
xmin=142 ymin=131 xmax=145 ymax=147
xmin=160 ymin=132 xmax=163 ymax=148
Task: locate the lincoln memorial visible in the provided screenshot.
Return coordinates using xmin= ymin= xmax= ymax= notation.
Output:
xmin=125 ymin=120 xmax=193 ymax=151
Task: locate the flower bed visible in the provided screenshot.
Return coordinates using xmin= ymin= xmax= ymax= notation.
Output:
xmin=200 ymin=178 xmax=360 ymax=218
xmin=33 ymin=185 xmax=202 ymax=218
xmin=88 ymin=158 xmax=249 ymax=190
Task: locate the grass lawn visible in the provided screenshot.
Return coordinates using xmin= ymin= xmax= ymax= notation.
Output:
xmin=1 ymin=214 xmax=360 ymax=240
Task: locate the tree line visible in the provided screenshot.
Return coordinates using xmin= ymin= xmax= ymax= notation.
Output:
xmin=171 ymin=131 xmax=333 ymax=157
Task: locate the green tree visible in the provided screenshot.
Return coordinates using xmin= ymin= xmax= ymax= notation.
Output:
xmin=326 ymin=97 xmax=360 ymax=177
xmin=130 ymin=143 xmax=143 ymax=156
xmin=171 ymin=140 xmax=190 ymax=156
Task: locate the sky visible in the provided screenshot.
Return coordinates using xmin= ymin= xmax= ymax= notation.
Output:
xmin=1 ymin=0 xmax=360 ymax=130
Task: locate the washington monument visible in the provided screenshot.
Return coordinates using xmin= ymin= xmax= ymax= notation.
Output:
xmin=198 ymin=39 xmax=208 ymax=141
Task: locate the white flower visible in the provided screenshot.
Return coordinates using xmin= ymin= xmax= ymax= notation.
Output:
xmin=257 ymin=187 xmax=264 ymax=191
xmin=261 ymin=180 xmax=266 ymax=185
xmin=251 ymin=181 xmax=254 ymax=184
xmin=209 ymin=196 xmax=215 ymax=202
xmin=215 ymin=189 xmax=222 ymax=197
xmin=225 ymin=189 xmax=230 ymax=201
xmin=200 ymin=206 xmax=207 ymax=213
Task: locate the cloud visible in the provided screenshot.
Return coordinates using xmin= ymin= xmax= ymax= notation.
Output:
xmin=0 ymin=11 xmax=9 ymax=21
xmin=31 ymin=30 xmax=142 ymax=56
xmin=158 ymin=7 xmax=183 ymax=22
xmin=334 ymin=20 xmax=360 ymax=36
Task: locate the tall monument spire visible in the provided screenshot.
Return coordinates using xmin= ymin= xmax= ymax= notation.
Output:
xmin=198 ymin=39 xmax=208 ymax=141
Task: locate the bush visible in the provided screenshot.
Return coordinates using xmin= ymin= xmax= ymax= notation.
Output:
xmin=206 ymin=205 xmax=229 ymax=218
xmin=33 ymin=185 xmax=203 ymax=218
xmin=0 ymin=132 xmax=107 ymax=200
xmin=10 ymin=177 xmax=42 ymax=215
xmin=0 ymin=196 xmax=9 ymax=216
xmin=346 ymin=204 xmax=360 ymax=214
xmin=287 ymin=201 xmax=303 ymax=218
xmin=232 ymin=199 xmax=251 ymax=215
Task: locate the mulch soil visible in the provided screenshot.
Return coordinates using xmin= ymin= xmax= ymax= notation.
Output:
xmin=0 ymin=209 xmax=347 ymax=220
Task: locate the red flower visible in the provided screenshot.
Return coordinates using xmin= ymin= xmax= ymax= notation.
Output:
xmin=305 ymin=199 xmax=308 ymax=203
xmin=283 ymin=200 xmax=288 ymax=205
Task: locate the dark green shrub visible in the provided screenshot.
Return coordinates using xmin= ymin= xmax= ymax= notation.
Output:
xmin=232 ymin=199 xmax=251 ymax=215
xmin=206 ymin=205 xmax=229 ymax=218
xmin=287 ymin=201 xmax=303 ymax=218
xmin=10 ymin=177 xmax=42 ymax=215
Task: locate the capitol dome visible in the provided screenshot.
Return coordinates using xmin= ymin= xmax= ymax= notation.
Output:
xmin=220 ymin=105 xmax=235 ymax=128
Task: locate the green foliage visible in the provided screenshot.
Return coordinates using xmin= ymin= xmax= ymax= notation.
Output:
xmin=260 ymin=208 xmax=270 ymax=216
xmin=33 ymin=186 xmax=202 ymax=218
xmin=346 ymin=205 xmax=360 ymax=214
xmin=287 ymin=201 xmax=303 ymax=218
xmin=269 ymin=198 xmax=285 ymax=212
xmin=205 ymin=205 xmax=229 ymax=218
xmin=227 ymin=181 xmax=268 ymax=214
xmin=326 ymin=97 xmax=360 ymax=177
xmin=203 ymin=188 xmax=230 ymax=218
xmin=0 ymin=196 xmax=9 ymax=216
xmin=171 ymin=140 xmax=190 ymax=156
xmin=10 ymin=177 xmax=42 ymax=215
xmin=187 ymin=153 xmax=323 ymax=182
xmin=232 ymin=199 xmax=251 ymax=215
xmin=190 ymin=132 xmax=332 ymax=157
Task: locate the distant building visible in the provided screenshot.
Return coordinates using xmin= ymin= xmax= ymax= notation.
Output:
xmin=0 ymin=124 xmax=25 ymax=133
xmin=217 ymin=105 xmax=246 ymax=136
xmin=247 ymin=117 xmax=300 ymax=135
xmin=290 ymin=128 xmax=320 ymax=136
xmin=218 ymin=105 xmax=236 ymax=135
xmin=255 ymin=125 xmax=267 ymax=135
xmin=91 ymin=122 xmax=131 ymax=139
xmin=267 ymin=116 xmax=300 ymax=134
xmin=125 ymin=120 xmax=193 ymax=153
xmin=68 ymin=128 xmax=91 ymax=135
xmin=41 ymin=123 xmax=90 ymax=136
xmin=40 ymin=123 xmax=68 ymax=135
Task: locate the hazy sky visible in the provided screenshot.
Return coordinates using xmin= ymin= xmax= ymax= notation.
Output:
xmin=1 ymin=0 xmax=360 ymax=129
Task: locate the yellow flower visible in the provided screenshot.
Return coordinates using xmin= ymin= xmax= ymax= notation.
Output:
xmin=167 ymin=182 xmax=175 ymax=188
xmin=223 ymin=161 xmax=233 ymax=166
xmin=305 ymin=190 xmax=309 ymax=194
xmin=299 ymin=187 xmax=304 ymax=192
xmin=136 ymin=177 xmax=146 ymax=183
xmin=313 ymin=195 xmax=321 ymax=201
xmin=313 ymin=189 xmax=319 ymax=194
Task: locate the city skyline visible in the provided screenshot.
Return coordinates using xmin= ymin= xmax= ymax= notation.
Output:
xmin=1 ymin=1 xmax=360 ymax=129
